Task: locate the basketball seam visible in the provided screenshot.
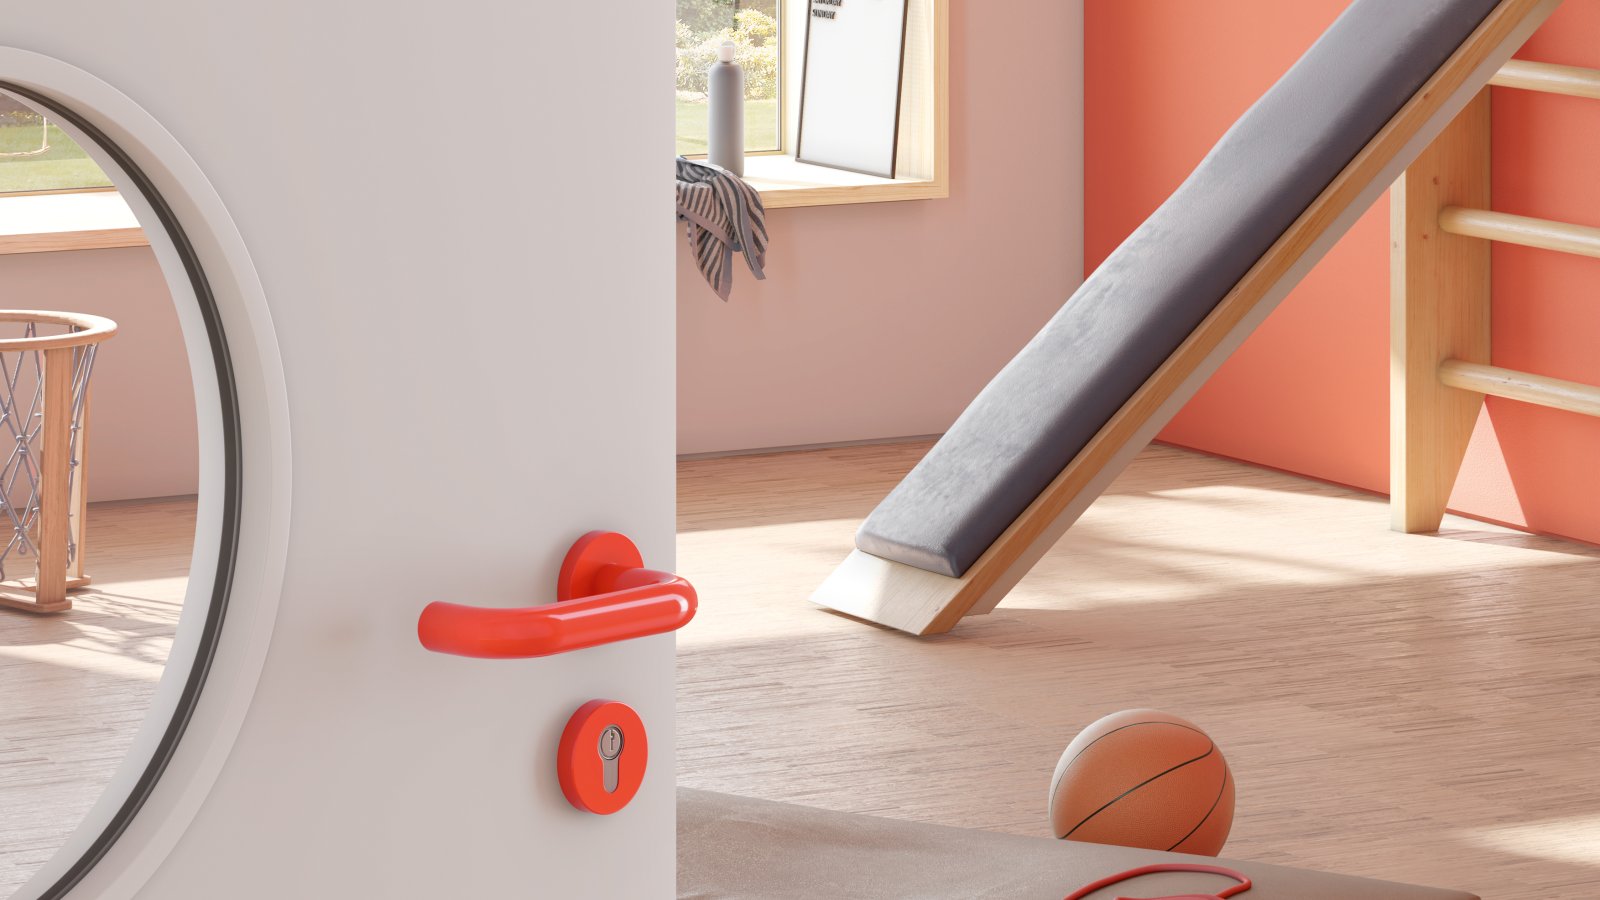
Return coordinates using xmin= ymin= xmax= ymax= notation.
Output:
xmin=1058 ymin=721 xmax=1211 ymax=774
xmin=1062 ymin=743 xmax=1216 ymax=840
xmin=1051 ymin=720 xmax=1212 ymax=806
xmin=1166 ymin=767 xmax=1230 ymax=852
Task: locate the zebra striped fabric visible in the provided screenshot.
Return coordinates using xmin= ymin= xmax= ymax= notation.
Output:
xmin=676 ymin=157 xmax=767 ymax=300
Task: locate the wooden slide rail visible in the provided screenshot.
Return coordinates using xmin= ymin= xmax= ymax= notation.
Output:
xmin=1392 ymin=53 xmax=1600 ymax=533
xmin=815 ymin=0 xmax=1562 ymax=636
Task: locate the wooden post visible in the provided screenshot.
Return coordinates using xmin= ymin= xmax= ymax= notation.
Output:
xmin=69 ymin=378 xmax=91 ymax=583
xmin=1390 ymin=90 xmax=1492 ymax=533
xmin=33 ymin=347 xmax=76 ymax=611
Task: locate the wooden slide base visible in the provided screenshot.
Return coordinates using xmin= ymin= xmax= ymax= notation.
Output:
xmin=812 ymin=550 xmax=974 ymax=636
xmin=812 ymin=0 xmax=1558 ymax=636
xmin=812 ymin=417 xmax=1158 ymax=636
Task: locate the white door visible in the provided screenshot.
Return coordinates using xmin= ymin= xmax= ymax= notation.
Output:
xmin=3 ymin=2 xmax=678 ymax=897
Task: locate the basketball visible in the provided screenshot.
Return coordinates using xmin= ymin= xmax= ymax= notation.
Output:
xmin=1048 ymin=709 xmax=1235 ymax=856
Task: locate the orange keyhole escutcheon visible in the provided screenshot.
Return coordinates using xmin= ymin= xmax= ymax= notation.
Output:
xmin=558 ymin=700 xmax=647 ymax=814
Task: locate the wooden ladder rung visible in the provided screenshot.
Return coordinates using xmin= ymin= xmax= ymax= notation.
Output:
xmin=1437 ymin=207 xmax=1600 ymax=259
xmin=1490 ymin=59 xmax=1600 ymax=100
xmin=1439 ymin=359 xmax=1600 ymax=418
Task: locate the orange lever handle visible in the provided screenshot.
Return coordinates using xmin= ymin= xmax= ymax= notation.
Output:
xmin=417 ymin=531 xmax=696 ymax=659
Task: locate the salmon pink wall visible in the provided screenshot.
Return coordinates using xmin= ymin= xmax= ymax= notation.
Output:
xmin=678 ymin=1 xmax=1084 ymax=455
xmin=0 ymin=247 xmax=197 ymax=501
xmin=1086 ymin=0 xmax=1600 ymax=546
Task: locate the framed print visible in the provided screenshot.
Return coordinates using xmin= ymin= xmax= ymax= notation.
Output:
xmin=795 ymin=0 xmax=911 ymax=178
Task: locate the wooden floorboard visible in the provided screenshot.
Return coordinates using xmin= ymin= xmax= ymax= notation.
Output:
xmin=0 ymin=497 xmax=192 ymax=899
xmin=677 ymin=441 xmax=1600 ymax=900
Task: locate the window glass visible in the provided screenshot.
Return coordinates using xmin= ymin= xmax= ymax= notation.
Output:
xmin=0 ymin=94 xmax=113 ymax=194
xmin=676 ymin=0 xmax=782 ymax=155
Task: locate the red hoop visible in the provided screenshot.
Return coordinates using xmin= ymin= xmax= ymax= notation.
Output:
xmin=1063 ymin=863 xmax=1252 ymax=900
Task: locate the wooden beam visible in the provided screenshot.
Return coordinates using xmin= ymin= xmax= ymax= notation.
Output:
xmin=1439 ymin=360 xmax=1600 ymax=418
xmin=69 ymin=383 xmax=92 ymax=582
xmin=1390 ymin=93 xmax=1492 ymax=535
xmin=1438 ymin=207 xmax=1600 ymax=258
xmin=814 ymin=0 xmax=1560 ymax=635
xmin=16 ymin=348 xmax=77 ymax=613
xmin=1490 ymin=59 xmax=1600 ymax=100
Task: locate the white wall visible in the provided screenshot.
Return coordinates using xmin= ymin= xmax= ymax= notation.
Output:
xmin=677 ymin=0 xmax=1085 ymax=455
xmin=4 ymin=1 xmax=678 ymax=897
xmin=0 ymin=246 xmax=197 ymax=501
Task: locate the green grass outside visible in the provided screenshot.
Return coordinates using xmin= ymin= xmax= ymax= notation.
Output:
xmin=0 ymin=124 xmax=113 ymax=193
xmin=676 ymin=98 xmax=780 ymax=157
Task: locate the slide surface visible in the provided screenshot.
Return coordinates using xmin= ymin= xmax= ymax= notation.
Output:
xmin=855 ymin=0 xmax=1502 ymax=578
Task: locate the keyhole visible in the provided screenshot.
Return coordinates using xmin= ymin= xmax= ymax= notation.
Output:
xmin=599 ymin=726 xmax=624 ymax=793
xmin=599 ymin=726 xmax=623 ymax=760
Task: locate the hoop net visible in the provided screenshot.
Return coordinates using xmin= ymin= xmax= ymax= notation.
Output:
xmin=0 ymin=321 xmax=99 ymax=581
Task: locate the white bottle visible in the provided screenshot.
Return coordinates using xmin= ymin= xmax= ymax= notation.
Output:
xmin=707 ymin=41 xmax=745 ymax=175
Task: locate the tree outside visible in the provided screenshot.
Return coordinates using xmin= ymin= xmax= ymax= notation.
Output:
xmin=676 ymin=0 xmax=782 ymax=155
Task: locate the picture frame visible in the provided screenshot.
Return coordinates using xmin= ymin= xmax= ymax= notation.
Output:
xmin=795 ymin=0 xmax=912 ymax=179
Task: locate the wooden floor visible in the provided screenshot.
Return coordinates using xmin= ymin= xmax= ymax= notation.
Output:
xmin=0 ymin=497 xmax=192 ymax=899
xmin=4 ymin=448 xmax=1598 ymax=899
xmin=677 ymin=441 xmax=1600 ymax=900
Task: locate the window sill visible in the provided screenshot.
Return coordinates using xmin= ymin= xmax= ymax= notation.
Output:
xmin=743 ymin=155 xmax=947 ymax=209
xmin=0 ymin=191 xmax=148 ymax=255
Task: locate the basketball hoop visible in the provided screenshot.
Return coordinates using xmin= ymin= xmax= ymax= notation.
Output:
xmin=0 ymin=114 xmax=53 ymax=158
xmin=0 ymin=310 xmax=117 ymax=614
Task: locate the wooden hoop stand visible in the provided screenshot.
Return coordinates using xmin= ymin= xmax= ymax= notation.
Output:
xmin=0 ymin=310 xmax=117 ymax=614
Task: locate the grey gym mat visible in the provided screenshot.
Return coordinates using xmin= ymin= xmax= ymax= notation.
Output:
xmin=855 ymin=0 xmax=1500 ymax=577
xmin=679 ymin=788 xmax=1479 ymax=899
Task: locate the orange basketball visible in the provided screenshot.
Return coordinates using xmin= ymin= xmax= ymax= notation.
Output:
xmin=1048 ymin=709 xmax=1235 ymax=856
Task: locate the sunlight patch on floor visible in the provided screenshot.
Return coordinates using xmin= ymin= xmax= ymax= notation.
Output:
xmin=81 ymin=574 xmax=191 ymax=594
xmin=0 ymin=641 xmax=168 ymax=680
xmin=678 ymin=483 xmax=1589 ymax=623
xmin=678 ymin=517 xmax=859 ymax=647
xmin=1465 ymin=815 xmax=1600 ymax=867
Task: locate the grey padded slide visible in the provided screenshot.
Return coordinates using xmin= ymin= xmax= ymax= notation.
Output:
xmin=855 ymin=0 xmax=1500 ymax=577
xmin=679 ymin=789 xmax=1479 ymax=900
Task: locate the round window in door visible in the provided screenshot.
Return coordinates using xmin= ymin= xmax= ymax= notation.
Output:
xmin=0 ymin=83 xmax=245 ymax=900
